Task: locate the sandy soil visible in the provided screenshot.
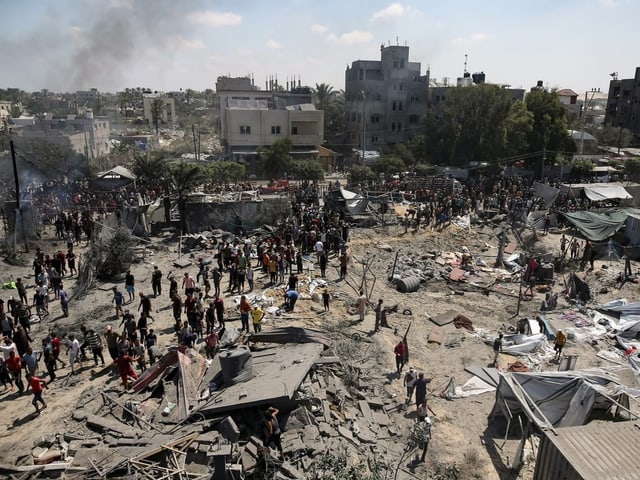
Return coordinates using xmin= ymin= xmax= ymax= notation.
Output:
xmin=0 ymin=217 xmax=635 ymax=479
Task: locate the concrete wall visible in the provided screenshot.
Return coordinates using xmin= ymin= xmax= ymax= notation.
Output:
xmin=182 ymin=197 xmax=292 ymax=233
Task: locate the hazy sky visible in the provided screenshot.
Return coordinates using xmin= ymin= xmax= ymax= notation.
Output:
xmin=1 ymin=0 xmax=637 ymax=95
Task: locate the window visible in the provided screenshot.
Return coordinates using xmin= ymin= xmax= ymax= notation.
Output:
xmin=292 ymin=126 xmax=298 ymax=135
xmin=391 ymin=122 xmax=396 ymax=131
xmin=400 ymin=59 xmax=405 ymax=68
xmin=371 ymin=114 xmax=380 ymax=123
xmin=371 ymin=135 xmax=379 ymax=143
xmin=409 ymin=115 xmax=420 ymax=124
xmin=392 ymin=101 xmax=397 ymax=111
xmin=399 ymin=83 xmax=404 ymax=91
xmin=398 ymin=101 xmax=403 ymax=111
xmin=240 ymin=125 xmax=251 ymax=134
xmin=397 ymin=122 xmax=402 ymax=131
xmin=271 ymin=125 xmax=281 ymax=134
xmin=393 ymin=59 xmax=399 ymax=68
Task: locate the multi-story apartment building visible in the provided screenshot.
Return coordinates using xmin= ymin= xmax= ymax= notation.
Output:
xmin=17 ymin=111 xmax=111 ymax=162
xmin=605 ymin=67 xmax=640 ymax=135
xmin=344 ymin=45 xmax=429 ymax=151
xmin=345 ymin=45 xmax=526 ymax=159
xmin=215 ymin=76 xmax=323 ymax=172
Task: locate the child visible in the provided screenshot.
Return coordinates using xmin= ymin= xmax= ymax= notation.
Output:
xmin=322 ymin=289 xmax=330 ymax=312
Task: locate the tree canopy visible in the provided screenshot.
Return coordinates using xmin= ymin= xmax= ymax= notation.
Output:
xmin=258 ymin=138 xmax=293 ymax=179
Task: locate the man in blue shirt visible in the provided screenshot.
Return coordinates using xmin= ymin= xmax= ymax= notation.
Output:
xmin=284 ymin=290 xmax=299 ymax=312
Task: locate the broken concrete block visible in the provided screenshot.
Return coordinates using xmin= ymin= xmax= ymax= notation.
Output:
xmin=72 ymin=409 xmax=89 ymax=422
xmin=218 ymin=416 xmax=240 ymax=443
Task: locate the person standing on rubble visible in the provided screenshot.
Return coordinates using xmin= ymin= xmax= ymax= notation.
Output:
xmin=554 ymin=329 xmax=567 ymax=358
xmin=214 ymin=294 xmax=225 ymax=329
xmin=356 ymin=290 xmax=368 ymax=322
xmin=493 ymin=333 xmax=503 ymax=366
xmin=262 ymin=406 xmax=284 ymax=460
xmin=151 ymin=265 xmax=163 ymax=297
xmin=239 ymin=295 xmax=252 ymax=333
xmin=374 ymin=299 xmax=384 ymax=332
xmin=414 ymin=373 xmax=433 ymax=412
xmin=394 ymin=339 xmax=407 ymax=375
xmin=404 ymin=367 xmax=418 ymax=404
xmin=251 ymin=305 xmax=265 ymax=333
xmin=125 ymin=270 xmax=135 ymax=303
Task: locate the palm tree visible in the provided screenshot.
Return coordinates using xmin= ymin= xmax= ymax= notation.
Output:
xmin=150 ymin=98 xmax=166 ymax=134
xmin=170 ymin=162 xmax=208 ymax=233
xmin=314 ymin=83 xmax=334 ymax=111
xmin=132 ymin=153 xmax=169 ymax=189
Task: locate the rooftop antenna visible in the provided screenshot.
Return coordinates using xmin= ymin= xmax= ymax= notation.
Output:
xmin=464 ymin=54 xmax=468 ymax=75
xmin=396 ymin=36 xmax=399 ymax=45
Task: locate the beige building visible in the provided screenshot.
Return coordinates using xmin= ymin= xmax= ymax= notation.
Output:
xmin=142 ymin=94 xmax=176 ymax=126
xmin=216 ymin=76 xmax=324 ymax=173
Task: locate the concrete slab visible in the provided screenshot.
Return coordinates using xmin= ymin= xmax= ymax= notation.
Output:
xmin=200 ymin=343 xmax=324 ymax=416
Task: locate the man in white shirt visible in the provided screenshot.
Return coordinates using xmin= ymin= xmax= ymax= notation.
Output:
xmin=315 ymin=240 xmax=324 ymax=263
xmin=67 ymin=334 xmax=83 ymax=374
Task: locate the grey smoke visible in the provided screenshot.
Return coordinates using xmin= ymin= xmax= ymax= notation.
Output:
xmin=0 ymin=0 xmax=200 ymax=92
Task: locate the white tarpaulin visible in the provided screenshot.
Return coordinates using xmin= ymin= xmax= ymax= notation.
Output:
xmin=583 ymin=184 xmax=632 ymax=201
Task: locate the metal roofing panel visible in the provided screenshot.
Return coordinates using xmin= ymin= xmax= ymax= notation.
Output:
xmin=542 ymin=421 xmax=640 ymax=480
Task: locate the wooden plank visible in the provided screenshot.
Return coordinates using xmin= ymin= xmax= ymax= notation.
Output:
xmin=131 ymin=350 xmax=178 ymax=393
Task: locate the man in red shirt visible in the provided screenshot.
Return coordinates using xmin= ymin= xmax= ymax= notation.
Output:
xmin=114 ymin=353 xmax=139 ymax=389
xmin=26 ymin=371 xmax=48 ymax=413
xmin=6 ymin=350 xmax=24 ymax=392
xmin=205 ymin=330 xmax=219 ymax=359
xmin=394 ymin=340 xmax=407 ymax=376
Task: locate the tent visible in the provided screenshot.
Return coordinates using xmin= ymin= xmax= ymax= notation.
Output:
xmin=560 ymin=210 xmax=628 ymax=242
xmin=324 ymin=188 xmax=368 ymax=215
xmin=583 ymin=183 xmax=631 ymax=201
xmin=92 ymin=165 xmax=137 ymax=191
xmin=491 ymin=368 xmax=638 ymax=431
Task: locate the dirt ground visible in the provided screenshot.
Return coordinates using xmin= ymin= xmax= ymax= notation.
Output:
xmin=0 ymin=215 xmax=636 ymax=479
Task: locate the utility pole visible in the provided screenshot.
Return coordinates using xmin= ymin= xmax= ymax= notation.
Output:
xmin=361 ymin=91 xmax=366 ymax=165
xmin=192 ymin=124 xmax=198 ymax=162
xmin=9 ymin=140 xmax=28 ymax=253
xmin=579 ymin=88 xmax=600 ymax=155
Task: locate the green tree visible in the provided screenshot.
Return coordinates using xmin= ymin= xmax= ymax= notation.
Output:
xmin=571 ymin=159 xmax=594 ymax=179
xmin=150 ymin=98 xmax=166 ymax=134
xmin=504 ymin=100 xmax=534 ymax=157
xmin=258 ymin=138 xmax=293 ymax=179
xmin=348 ymin=164 xmax=375 ymax=184
xmin=290 ymin=159 xmax=325 ymax=182
xmin=624 ymin=157 xmax=640 ymax=182
xmin=209 ymin=161 xmax=246 ymax=184
xmin=371 ymin=155 xmax=406 ymax=179
xmin=324 ymin=90 xmax=345 ymax=142
xmin=131 ymin=152 xmax=169 ymax=189
xmin=586 ymin=125 xmax=633 ymax=150
xmin=170 ymin=162 xmax=209 ymax=234
xmin=9 ymin=104 xmax=22 ymax=118
xmin=314 ymin=83 xmax=334 ymax=111
xmin=525 ymin=88 xmax=574 ymax=167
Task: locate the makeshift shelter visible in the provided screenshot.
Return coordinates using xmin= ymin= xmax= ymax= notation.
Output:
xmin=560 ymin=210 xmax=628 ymax=242
xmin=323 ymin=188 xmax=368 ymax=215
xmin=565 ymin=273 xmax=591 ymax=302
xmin=490 ymin=368 xmax=638 ymax=432
xmin=92 ymin=165 xmax=136 ymax=191
xmin=560 ymin=182 xmax=632 ymax=203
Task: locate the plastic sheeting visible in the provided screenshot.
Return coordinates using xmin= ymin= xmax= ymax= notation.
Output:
xmin=560 ymin=210 xmax=628 ymax=242
xmin=492 ymin=368 xmax=638 ymax=430
xmin=583 ymin=184 xmax=632 ymax=201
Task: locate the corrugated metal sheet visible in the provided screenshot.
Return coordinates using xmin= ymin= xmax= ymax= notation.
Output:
xmin=534 ymin=421 xmax=640 ymax=480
